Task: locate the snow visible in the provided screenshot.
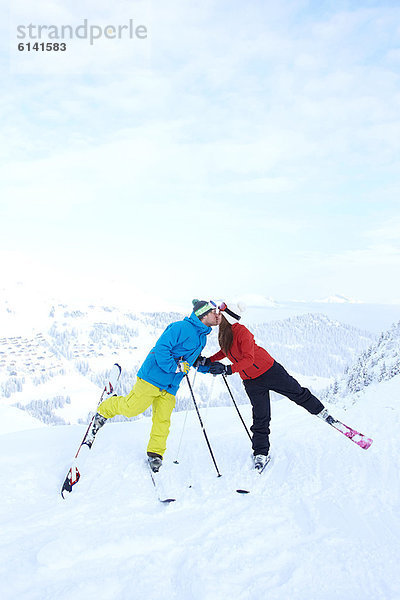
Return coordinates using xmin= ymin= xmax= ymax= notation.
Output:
xmin=0 ymin=404 xmax=46 ymax=435
xmin=1 ymin=375 xmax=400 ymax=600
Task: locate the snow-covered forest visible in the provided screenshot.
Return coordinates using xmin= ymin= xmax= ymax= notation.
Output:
xmin=251 ymin=313 xmax=373 ymax=376
xmin=322 ymin=319 xmax=400 ymax=405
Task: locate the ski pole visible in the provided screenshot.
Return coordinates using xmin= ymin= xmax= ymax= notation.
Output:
xmin=202 ymin=372 xmax=216 ymax=419
xmin=174 ymin=370 xmax=198 ymax=464
xmin=222 ymin=374 xmax=252 ymax=442
xmin=185 ymin=373 xmax=222 ymax=477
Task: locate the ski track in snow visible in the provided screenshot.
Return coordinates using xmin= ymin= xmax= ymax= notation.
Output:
xmin=1 ymin=378 xmax=400 ymax=600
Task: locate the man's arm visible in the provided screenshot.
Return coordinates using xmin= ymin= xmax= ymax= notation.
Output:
xmin=153 ymin=323 xmax=187 ymax=373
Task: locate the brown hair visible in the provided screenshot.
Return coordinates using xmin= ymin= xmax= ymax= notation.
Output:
xmin=218 ymin=315 xmax=234 ymax=354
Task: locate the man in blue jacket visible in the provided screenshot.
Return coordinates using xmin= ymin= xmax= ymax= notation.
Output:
xmin=84 ymin=299 xmax=221 ymax=471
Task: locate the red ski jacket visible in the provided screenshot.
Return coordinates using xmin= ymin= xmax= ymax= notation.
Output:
xmin=209 ymin=323 xmax=274 ymax=380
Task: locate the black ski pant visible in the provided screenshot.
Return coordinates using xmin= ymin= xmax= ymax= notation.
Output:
xmin=242 ymin=361 xmax=324 ymax=456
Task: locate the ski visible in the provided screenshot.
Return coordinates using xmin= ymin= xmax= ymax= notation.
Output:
xmin=319 ymin=410 xmax=373 ymax=449
xmin=327 ymin=417 xmax=373 ymax=449
xmin=61 ymin=363 xmax=122 ymax=498
xmin=147 ymin=460 xmax=176 ymax=503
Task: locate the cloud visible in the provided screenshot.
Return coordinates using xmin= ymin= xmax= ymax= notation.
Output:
xmin=2 ymin=1 xmax=400 ymax=304
xmin=365 ymin=218 xmax=400 ymax=244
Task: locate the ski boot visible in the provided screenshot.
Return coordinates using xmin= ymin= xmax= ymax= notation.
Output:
xmin=254 ymin=454 xmax=270 ymax=472
xmin=83 ymin=413 xmax=107 ymax=448
xmin=147 ymin=452 xmax=163 ymax=472
xmin=316 ymin=408 xmax=335 ymax=424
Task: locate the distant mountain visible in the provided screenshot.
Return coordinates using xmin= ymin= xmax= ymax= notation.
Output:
xmin=322 ymin=319 xmax=400 ymax=404
xmin=0 ymin=303 xmax=378 ymax=426
xmin=243 ymin=299 xmax=399 ymax=333
xmin=250 ymin=314 xmax=375 ymax=377
xmin=238 ymin=294 xmax=279 ymax=308
xmin=316 ymin=295 xmax=363 ymax=304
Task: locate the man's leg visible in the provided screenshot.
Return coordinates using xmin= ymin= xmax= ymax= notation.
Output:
xmin=85 ymin=378 xmax=158 ymax=447
xmin=98 ymin=377 xmax=157 ymax=419
xmin=266 ymin=362 xmax=324 ymax=414
xmin=243 ymin=378 xmax=271 ymax=456
xmin=147 ymin=389 xmax=176 ymax=458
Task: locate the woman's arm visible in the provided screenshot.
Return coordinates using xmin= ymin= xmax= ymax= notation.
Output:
xmin=208 ymin=349 xmax=226 ymax=362
xmin=230 ymin=327 xmax=255 ymax=373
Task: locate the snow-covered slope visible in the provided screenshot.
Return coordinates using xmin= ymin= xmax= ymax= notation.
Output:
xmin=0 ymin=403 xmax=45 ymax=435
xmin=0 ymin=375 xmax=399 ymax=600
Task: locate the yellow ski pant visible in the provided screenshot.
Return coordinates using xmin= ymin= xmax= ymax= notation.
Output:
xmin=97 ymin=377 xmax=176 ymax=457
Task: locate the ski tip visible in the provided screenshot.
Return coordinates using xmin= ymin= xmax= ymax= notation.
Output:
xmin=114 ymin=363 xmax=122 ymax=373
xmin=360 ymin=438 xmax=373 ymax=450
xmin=60 ymin=487 xmax=71 ymax=499
xmin=236 ymin=489 xmax=250 ymax=494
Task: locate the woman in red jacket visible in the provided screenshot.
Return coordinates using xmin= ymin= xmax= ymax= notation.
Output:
xmin=206 ymin=302 xmax=327 ymax=470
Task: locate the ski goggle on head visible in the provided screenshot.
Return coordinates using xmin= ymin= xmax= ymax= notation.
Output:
xmin=210 ymin=300 xmax=227 ymax=313
xmin=210 ymin=300 xmax=241 ymax=321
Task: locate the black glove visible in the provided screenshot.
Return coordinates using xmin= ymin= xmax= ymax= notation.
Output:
xmin=208 ymin=362 xmax=232 ymax=375
xmin=194 ymin=355 xmax=212 ymax=368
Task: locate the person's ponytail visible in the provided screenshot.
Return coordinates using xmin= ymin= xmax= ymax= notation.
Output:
xmin=218 ymin=315 xmax=234 ymax=354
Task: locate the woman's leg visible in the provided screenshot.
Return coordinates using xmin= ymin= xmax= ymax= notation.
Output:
xmin=243 ymin=378 xmax=271 ymax=456
xmin=264 ymin=362 xmax=324 ymax=414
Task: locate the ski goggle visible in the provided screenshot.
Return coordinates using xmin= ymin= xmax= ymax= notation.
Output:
xmin=210 ymin=300 xmax=241 ymax=321
xmin=210 ymin=300 xmax=227 ymax=313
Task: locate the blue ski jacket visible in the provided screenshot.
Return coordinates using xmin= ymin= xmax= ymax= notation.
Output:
xmin=137 ymin=312 xmax=212 ymax=395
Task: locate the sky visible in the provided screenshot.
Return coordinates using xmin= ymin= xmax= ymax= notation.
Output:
xmin=1 ymin=0 xmax=400 ymax=310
